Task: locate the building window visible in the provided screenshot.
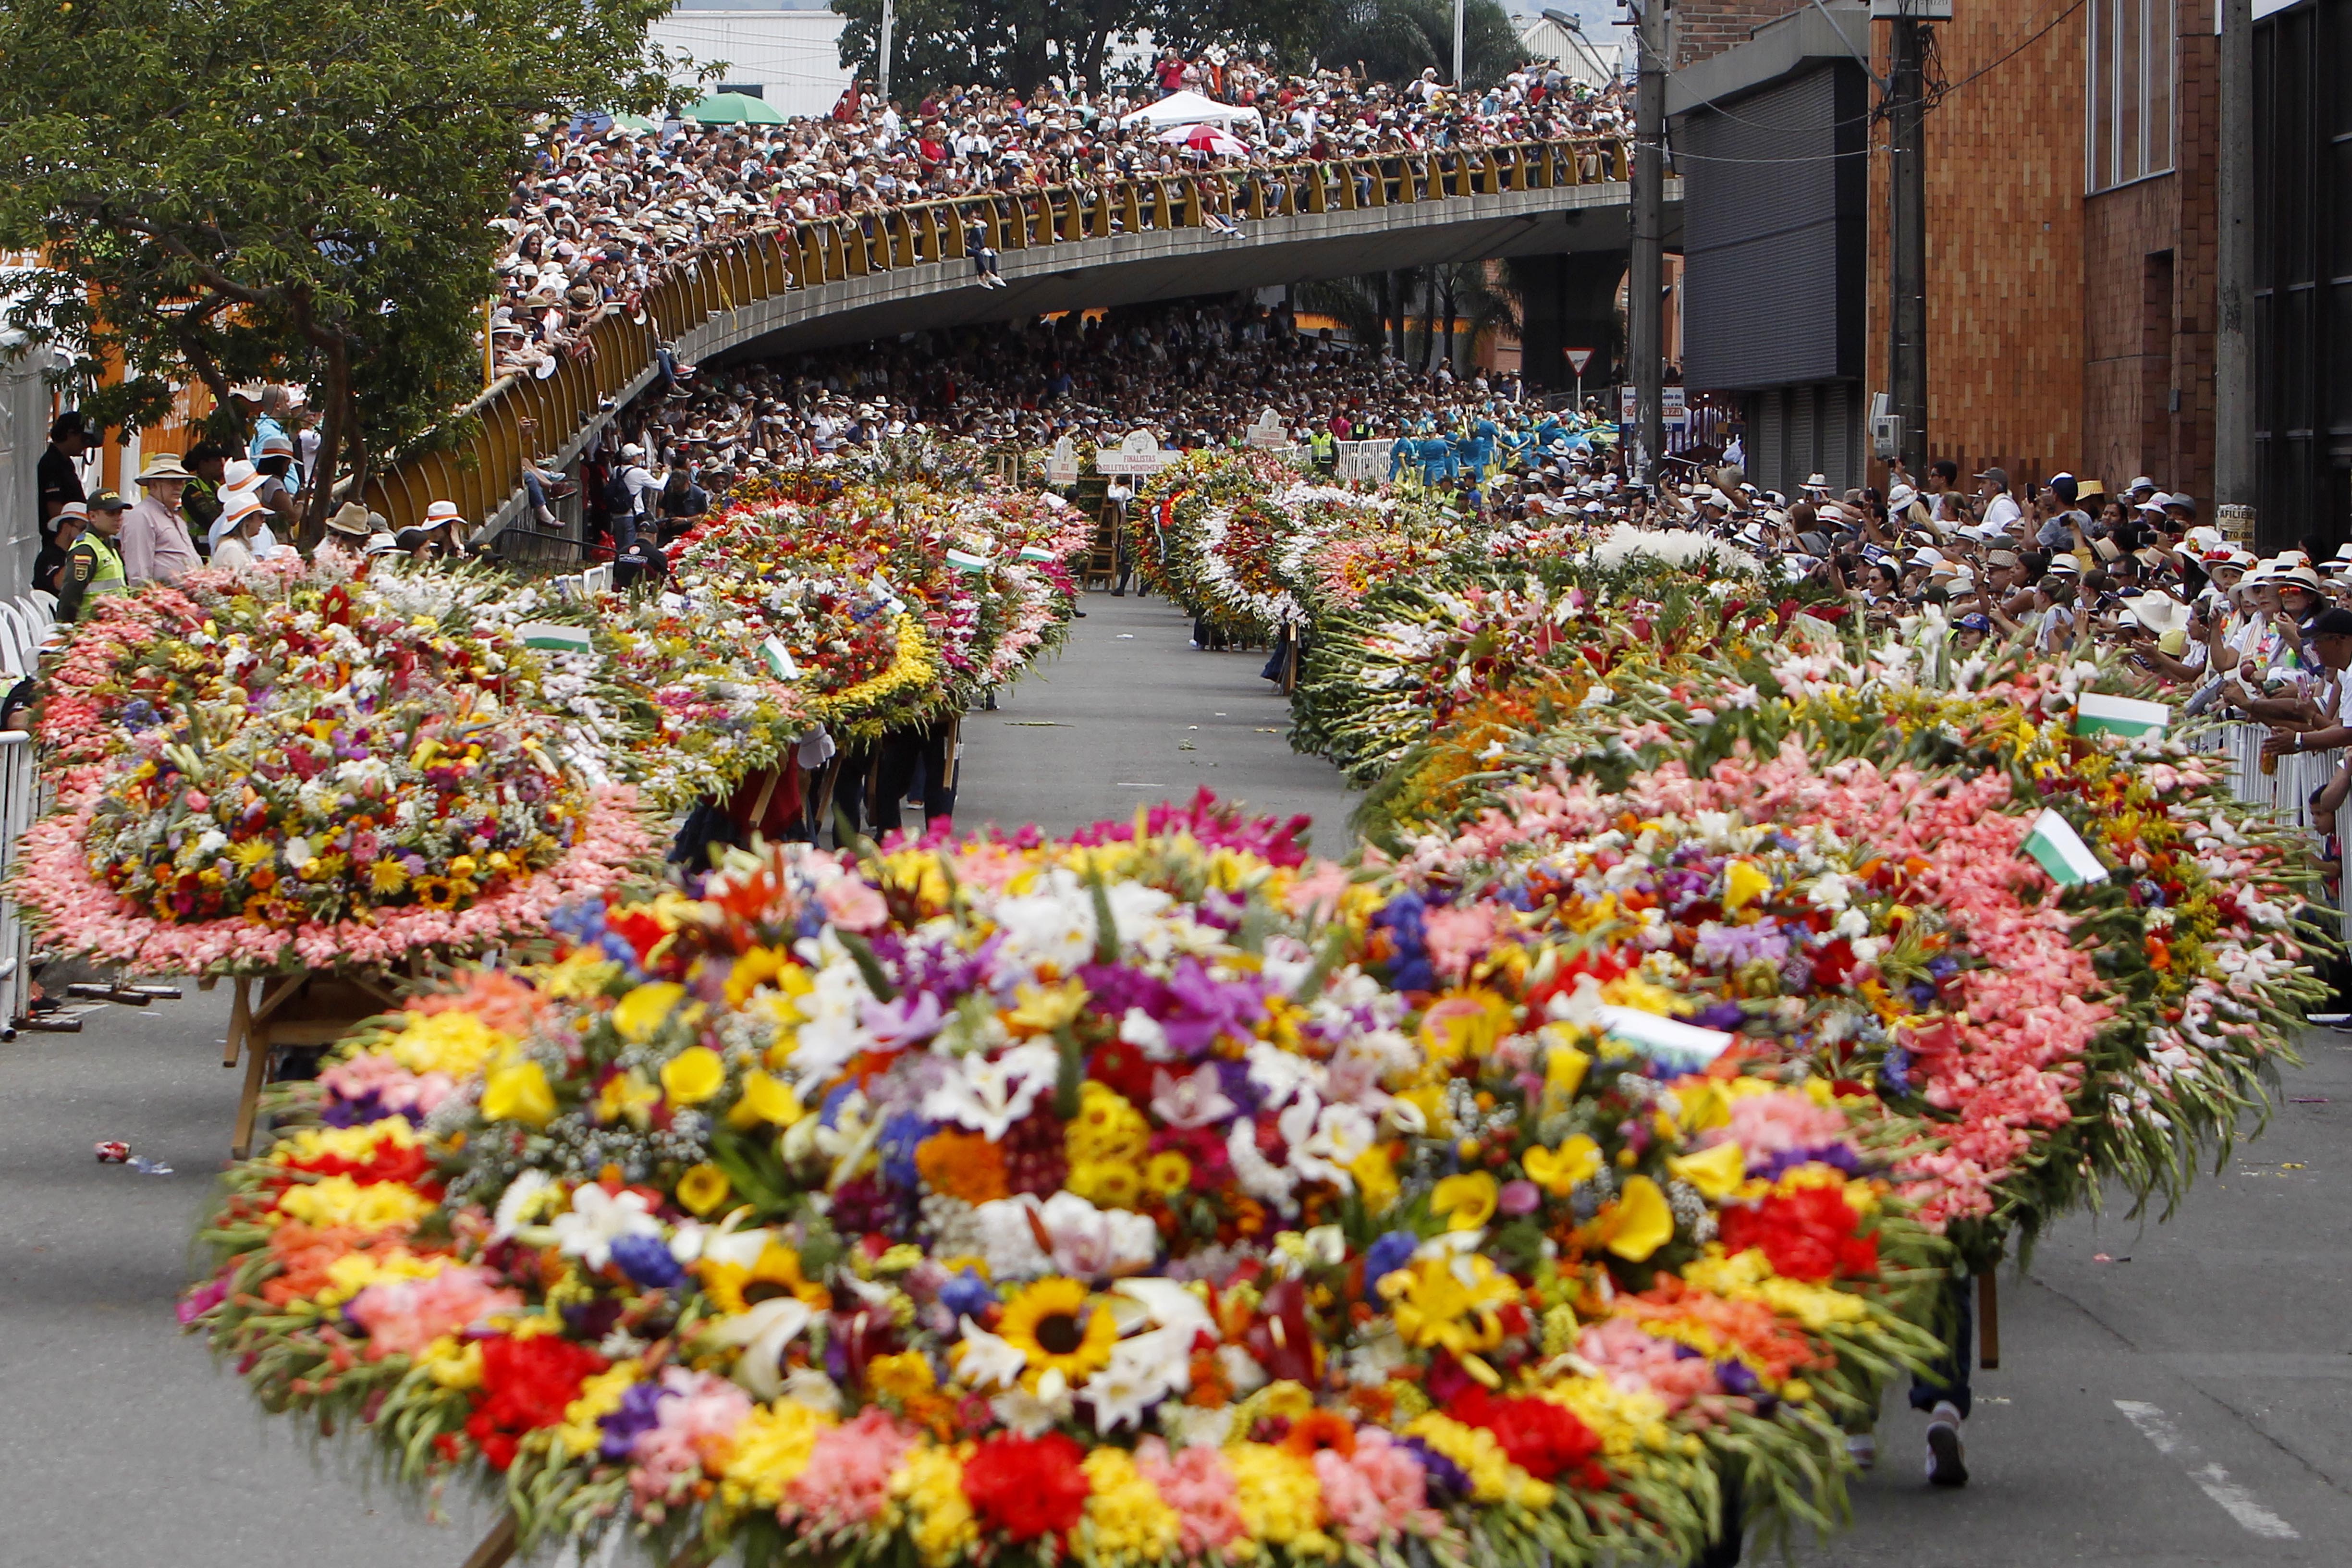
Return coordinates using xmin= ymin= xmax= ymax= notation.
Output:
xmin=2088 ymin=0 xmax=2175 ymax=191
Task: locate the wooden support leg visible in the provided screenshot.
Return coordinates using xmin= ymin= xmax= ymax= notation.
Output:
xmin=223 ymin=977 xmax=251 ymax=1069
xmin=230 ymin=1022 xmax=270 ymax=1161
xmin=1977 ymin=1270 xmax=2000 ymax=1371
xmin=460 ymin=1511 xmax=519 ymax=1568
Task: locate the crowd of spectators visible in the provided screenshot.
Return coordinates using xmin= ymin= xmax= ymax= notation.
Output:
xmin=489 ymin=60 xmax=1629 ymax=380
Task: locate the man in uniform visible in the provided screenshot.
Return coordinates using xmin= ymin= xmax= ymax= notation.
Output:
xmin=58 ymin=489 xmax=130 ymax=621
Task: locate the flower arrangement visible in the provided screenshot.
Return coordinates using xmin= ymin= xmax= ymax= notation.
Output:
xmin=21 ymin=555 xmax=670 ymax=976
xmin=185 ymin=798 xmax=1950 ymax=1568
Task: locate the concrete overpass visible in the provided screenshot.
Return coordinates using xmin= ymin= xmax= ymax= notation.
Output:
xmin=361 ymin=140 xmax=1678 ymax=542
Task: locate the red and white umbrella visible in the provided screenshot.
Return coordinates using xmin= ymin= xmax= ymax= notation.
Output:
xmin=1158 ymin=123 xmax=1248 ymax=156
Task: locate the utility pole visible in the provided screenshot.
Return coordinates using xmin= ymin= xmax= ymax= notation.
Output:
xmin=1454 ymin=0 xmax=1467 ymax=86
xmin=1886 ymin=4 xmax=1929 ymax=477
xmin=1628 ymin=0 xmax=1668 ymax=482
xmin=880 ymin=0 xmax=895 ymax=102
xmin=2215 ymin=0 xmax=2254 ymax=509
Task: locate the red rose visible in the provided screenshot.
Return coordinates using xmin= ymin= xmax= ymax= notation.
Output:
xmin=463 ymin=1335 xmax=608 ymax=1470
xmin=961 ymin=1431 xmax=1091 ymax=1541
xmin=1718 ymin=1186 xmax=1878 ymax=1282
xmin=1446 ymin=1387 xmax=1607 ymax=1488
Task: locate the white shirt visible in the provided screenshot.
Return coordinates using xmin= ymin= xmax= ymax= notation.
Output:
xmin=1981 ymin=493 xmax=2023 ymax=533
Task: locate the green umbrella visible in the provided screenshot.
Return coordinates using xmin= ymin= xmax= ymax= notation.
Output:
xmin=685 ymin=92 xmax=787 ymax=126
xmin=611 ymin=112 xmax=660 ymax=133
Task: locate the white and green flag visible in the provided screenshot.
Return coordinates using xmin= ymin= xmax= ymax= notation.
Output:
xmin=759 ymin=635 xmax=800 ymax=681
xmin=516 ymin=621 xmax=593 ymax=654
xmin=944 ymin=546 xmax=992 ymax=574
xmin=1598 ymin=1005 xmax=1734 ymax=1073
xmin=2021 ymin=808 xmax=2109 ymax=885
xmin=2074 ymin=691 xmax=2169 ymax=739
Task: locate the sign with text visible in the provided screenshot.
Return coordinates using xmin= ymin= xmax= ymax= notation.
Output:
xmin=1617 ymin=386 xmax=1689 ymax=426
xmin=1095 ymin=427 xmax=1175 ymax=475
xmin=1046 ymin=433 xmax=1080 ymax=486
xmin=1243 ymin=406 xmax=1289 ymax=450
xmin=1565 ymin=347 xmax=1595 ymax=375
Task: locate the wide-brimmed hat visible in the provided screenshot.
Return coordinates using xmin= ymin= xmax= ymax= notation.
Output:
xmin=423 ymin=499 xmax=464 ymax=525
xmin=325 ymin=502 xmax=374 ymax=538
xmin=135 ymin=454 xmax=195 ymax=484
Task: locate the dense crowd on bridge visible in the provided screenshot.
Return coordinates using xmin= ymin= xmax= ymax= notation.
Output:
xmin=489 ymin=63 xmax=1629 ymax=379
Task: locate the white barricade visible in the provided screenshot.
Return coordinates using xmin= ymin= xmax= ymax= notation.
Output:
xmin=0 ymin=729 xmax=38 ymax=1032
xmin=2208 ymin=722 xmax=2352 ymax=940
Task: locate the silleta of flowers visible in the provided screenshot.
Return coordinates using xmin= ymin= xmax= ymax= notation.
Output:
xmin=17 ymin=454 xmax=1090 ymax=978
xmin=187 ymin=797 xmax=1950 ymax=1568
xmin=19 ymin=554 xmax=665 ymax=974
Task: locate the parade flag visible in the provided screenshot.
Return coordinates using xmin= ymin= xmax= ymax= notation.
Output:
xmin=759 ymin=636 xmax=799 ymax=681
xmin=2074 ymin=691 xmax=2169 ymax=739
xmin=516 ymin=621 xmax=593 ymax=653
xmin=944 ymin=546 xmax=992 ymax=574
xmin=2021 ymin=808 xmax=2108 ymax=885
xmin=1598 ymin=1005 xmax=1734 ymax=1072
xmin=1018 ymin=545 xmax=1056 ymax=563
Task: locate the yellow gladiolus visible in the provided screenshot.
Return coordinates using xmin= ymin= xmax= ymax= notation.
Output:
xmin=480 ymin=1060 xmax=556 ymax=1128
xmin=1348 ymin=1144 xmax=1400 ymax=1213
xmin=1599 ymin=1175 xmax=1675 ymax=1262
xmin=1666 ymin=1140 xmax=1747 ymax=1200
xmin=677 ymin=1162 xmax=733 ymax=1216
xmin=1431 ymin=1171 xmax=1498 ymax=1231
xmin=1542 ymin=1031 xmax=1591 ymax=1102
xmin=1723 ymin=859 xmax=1771 ymax=913
xmin=728 ymin=1069 xmax=804 ymax=1130
xmin=660 ymin=1045 xmax=726 ymax=1105
xmin=612 ymin=980 xmax=686 ymax=1042
xmin=1523 ymin=1134 xmax=1601 ymax=1196
xmin=596 ymin=1070 xmax=661 ymax=1127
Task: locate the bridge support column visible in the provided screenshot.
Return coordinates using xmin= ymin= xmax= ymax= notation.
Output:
xmin=1509 ymin=253 xmax=1628 ymax=404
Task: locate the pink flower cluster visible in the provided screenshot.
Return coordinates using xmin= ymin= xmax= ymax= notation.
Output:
xmin=346 ymin=1265 xmax=524 ymax=1360
xmin=630 ymin=1370 xmax=755 ymax=1508
xmin=785 ymin=1407 xmax=919 ymax=1528
xmin=15 ymin=788 xmax=656 ymax=977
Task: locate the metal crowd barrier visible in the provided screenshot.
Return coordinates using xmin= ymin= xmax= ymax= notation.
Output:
xmin=362 ymin=136 xmax=1632 ymax=538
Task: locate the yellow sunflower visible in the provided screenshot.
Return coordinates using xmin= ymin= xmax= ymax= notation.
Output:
xmin=996 ymin=1276 xmax=1117 ymax=1385
xmin=410 ymin=875 xmax=456 ymax=910
xmin=700 ymin=1242 xmax=833 ymax=1315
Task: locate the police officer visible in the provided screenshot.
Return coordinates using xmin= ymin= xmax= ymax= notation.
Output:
xmin=58 ymin=494 xmax=130 ymax=621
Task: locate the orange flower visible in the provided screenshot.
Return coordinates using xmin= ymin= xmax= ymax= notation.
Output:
xmin=915 ymin=1128 xmax=1010 ymax=1203
xmin=1282 ymin=1409 xmax=1359 ymax=1458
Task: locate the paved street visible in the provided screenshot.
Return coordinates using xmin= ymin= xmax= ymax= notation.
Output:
xmin=4 ymin=590 xmax=2349 ymax=1566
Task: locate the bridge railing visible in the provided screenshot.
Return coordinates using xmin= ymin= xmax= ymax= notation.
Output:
xmin=361 ymin=136 xmax=1631 ymax=538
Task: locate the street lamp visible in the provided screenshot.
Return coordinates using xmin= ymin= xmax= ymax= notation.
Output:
xmin=1538 ymin=8 xmax=1621 ymax=84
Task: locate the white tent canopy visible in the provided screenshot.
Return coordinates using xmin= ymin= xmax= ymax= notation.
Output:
xmin=1118 ymin=90 xmax=1263 ymax=131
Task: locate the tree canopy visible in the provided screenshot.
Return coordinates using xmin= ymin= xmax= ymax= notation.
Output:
xmin=836 ymin=0 xmax=1524 ymax=105
xmin=0 ymin=0 xmax=682 ymax=526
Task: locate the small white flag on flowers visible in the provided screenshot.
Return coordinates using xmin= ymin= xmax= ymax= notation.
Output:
xmin=2021 ymin=808 xmax=2108 ymax=885
xmin=2074 ymin=691 xmax=2169 ymax=739
xmin=944 ymin=546 xmax=992 ymax=574
xmin=517 ymin=621 xmax=594 ymax=653
xmin=1598 ymin=1005 xmax=1734 ymax=1072
xmin=1018 ymin=545 xmax=1056 ymax=563
xmin=759 ymin=636 xmax=799 ymax=681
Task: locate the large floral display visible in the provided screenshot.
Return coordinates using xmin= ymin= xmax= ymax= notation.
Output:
xmin=20 ymin=555 xmax=671 ymax=974
xmin=19 ymin=463 xmax=1089 ymax=977
xmin=186 ymin=797 xmax=1952 ymax=1568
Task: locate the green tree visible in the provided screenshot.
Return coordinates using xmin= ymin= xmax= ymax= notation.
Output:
xmin=0 ymin=0 xmax=684 ymax=530
xmin=1320 ymin=0 xmax=1521 ymax=89
xmin=836 ymin=0 xmax=1150 ymax=101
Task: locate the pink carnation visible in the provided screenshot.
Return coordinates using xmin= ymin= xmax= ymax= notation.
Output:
xmin=346 ymin=1265 xmax=523 ymax=1360
xmin=783 ymin=1407 xmax=916 ymax=1528
xmin=631 ymin=1369 xmax=755 ymax=1508
xmin=1133 ymin=1438 xmax=1247 ymax=1555
xmin=1312 ymin=1431 xmax=1440 ymax=1544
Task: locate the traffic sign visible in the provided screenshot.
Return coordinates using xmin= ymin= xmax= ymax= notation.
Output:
xmin=1565 ymin=347 xmax=1594 ymax=375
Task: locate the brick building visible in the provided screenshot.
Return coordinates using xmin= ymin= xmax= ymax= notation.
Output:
xmin=1669 ymin=0 xmax=2219 ymax=504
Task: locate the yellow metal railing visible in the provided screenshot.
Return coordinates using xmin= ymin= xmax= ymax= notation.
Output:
xmin=363 ymin=137 xmax=1629 ymax=532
